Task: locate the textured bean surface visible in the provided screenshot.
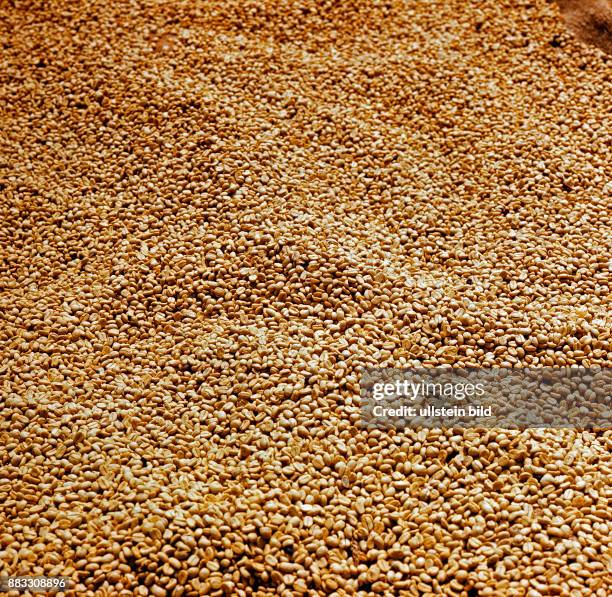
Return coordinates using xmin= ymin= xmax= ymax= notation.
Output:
xmin=1 ymin=1 xmax=610 ymax=596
